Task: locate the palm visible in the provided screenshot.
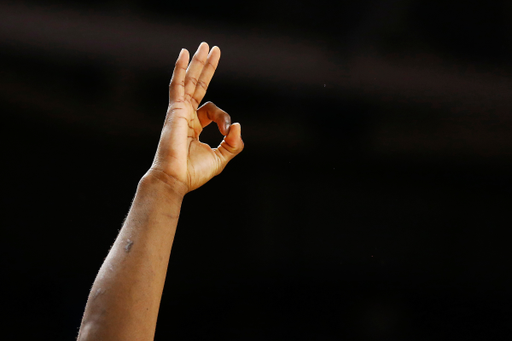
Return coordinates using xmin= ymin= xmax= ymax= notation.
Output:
xmin=187 ymin=134 xmax=221 ymax=190
xmin=182 ymin=101 xmax=222 ymax=191
xmin=152 ymin=43 xmax=243 ymax=193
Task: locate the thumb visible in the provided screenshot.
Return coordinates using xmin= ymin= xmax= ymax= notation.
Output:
xmin=215 ymin=122 xmax=244 ymax=166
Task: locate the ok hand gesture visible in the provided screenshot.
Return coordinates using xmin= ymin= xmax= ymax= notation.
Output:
xmin=150 ymin=42 xmax=244 ymax=194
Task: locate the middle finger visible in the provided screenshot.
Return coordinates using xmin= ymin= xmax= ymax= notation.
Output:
xmin=184 ymin=42 xmax=210 ymax=107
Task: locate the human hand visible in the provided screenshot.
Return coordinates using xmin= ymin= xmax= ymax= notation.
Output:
xmin=149 ymin=42 xmax=244 ymax=194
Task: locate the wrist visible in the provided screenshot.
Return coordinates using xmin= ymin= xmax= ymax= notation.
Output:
xmin=139 ymin=169 xmax=189 ymax=199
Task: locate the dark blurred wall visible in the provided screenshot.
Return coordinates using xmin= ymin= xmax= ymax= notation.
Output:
xmin=3 ymin=1 xmax=512 ymax=340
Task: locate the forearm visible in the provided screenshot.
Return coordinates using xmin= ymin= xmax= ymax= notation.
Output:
xmin=78 ymin=170 xmax=187 ymax=341
xmin=77 ymin=42 xmax=242 ymax=340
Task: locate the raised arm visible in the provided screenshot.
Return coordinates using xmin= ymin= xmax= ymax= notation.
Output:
xmin=77 ymin=42 xmax=244 ymax=341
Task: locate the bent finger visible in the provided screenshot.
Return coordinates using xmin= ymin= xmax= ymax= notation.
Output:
xmin=197 ymin=101 xmax=232 ymax=136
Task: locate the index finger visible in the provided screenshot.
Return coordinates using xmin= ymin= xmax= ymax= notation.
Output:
xmin=197 ymin=101 xmax=231 ymax=136
xmin=169 ymin=48 xmax=189 ymax=102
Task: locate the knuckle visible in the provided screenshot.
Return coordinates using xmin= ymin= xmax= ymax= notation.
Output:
xmin=187 ymin=76 xmax=198 ymax=86
xmin=198 ymin=101 xmax=213 ymax=112
xmin=183 ymin=93 xmax=192 ymax=103
xmin=203 ymin=101 xmax=214 ymax=110
xmin=208 ymin=101 xmax=220 ymax=111
xmin=206 ymin=61 xmax=217 ymax=71
xmin=193 ymin=55 xmax=206 ymax=66
xmin=169 ymin=79 xmax=185 ymax=88
xmin=191 ymin=97 xmax=200 ymax=107
xmin=236 ymin=139 xmax=244 ymax=153
xmin=197 ymin=80 xmax=208 ymax=90
xmin=166 ymin=114 xmax=188 ymax=126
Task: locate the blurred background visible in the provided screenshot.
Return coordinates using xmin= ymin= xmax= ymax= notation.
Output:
xmin=3 ymin=0 xmax=512 ymax=339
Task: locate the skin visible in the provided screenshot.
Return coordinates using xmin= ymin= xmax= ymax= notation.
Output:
xmin=77 ymin=42 xmax=244 ymax=341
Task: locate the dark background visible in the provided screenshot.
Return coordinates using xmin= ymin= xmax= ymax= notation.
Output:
xmin=3 ymin=0 xmax=512 ymax=340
